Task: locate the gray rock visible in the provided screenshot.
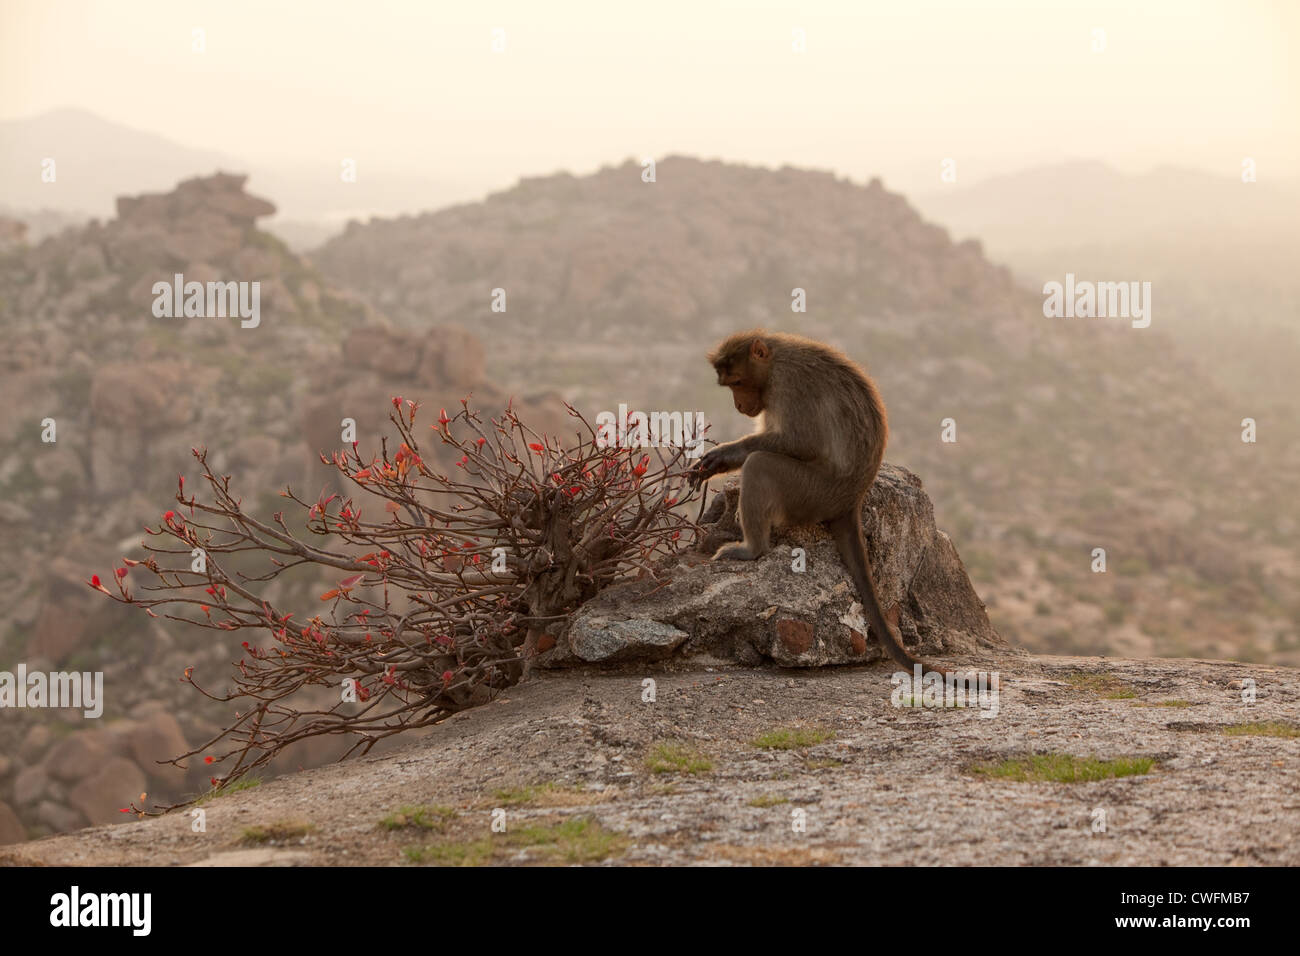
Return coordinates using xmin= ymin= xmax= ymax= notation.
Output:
xmin=568 ymin=617 xmax=688 ymax=663
xmin=36 ymin=800 xmax=85 ymax=833
xmin=12 ymin=764 xmax=48 ymax=807
xmin=546 ymin=463 xmax=1004 ymax=667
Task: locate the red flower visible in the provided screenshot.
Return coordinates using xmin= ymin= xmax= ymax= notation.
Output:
xmin=528 ymin=443 xmax=544 ymax=453
xmin=90 ymin=574 xmax=102 ymax=588
xmin=115 ymin=567 xmax=128 ymax=579
xmin=438 ymin=408 xmax=451 ymax=427
xmin=204 ymin=756 xmax=215 ymax=764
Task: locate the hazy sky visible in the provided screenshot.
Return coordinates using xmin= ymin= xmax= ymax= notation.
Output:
xmin=1 ymin=0 xmax=1296 ymax=199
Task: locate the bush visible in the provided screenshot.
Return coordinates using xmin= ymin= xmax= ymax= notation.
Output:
xmin=92 ymin=398 xmax=703 ymax=809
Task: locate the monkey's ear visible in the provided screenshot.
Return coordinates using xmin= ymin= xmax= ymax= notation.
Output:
xmin=750 ymin=337 xmax=770 ymax=361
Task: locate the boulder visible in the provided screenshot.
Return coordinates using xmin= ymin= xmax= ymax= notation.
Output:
xmin=43 ymin=730 xmax=113 ymax=783
xmin=12 ymin=764 xmax=48 ymax=807
xmin=36 ymin=800 xmax=85 ymax=833
xmin=418 ymin=325 xmax=486 ymax=390
xmin=344 ymin=325 xmax=422 ymax=376
xmin=0 ymin=801 xmax=27 ymax=845
xmin=67 ymin=757 xmax=147 ymax=826
xmin=126 ymin=712 xmax=189 ymax=779
xmin=544 ymin=463 xmax=1004 ymax=667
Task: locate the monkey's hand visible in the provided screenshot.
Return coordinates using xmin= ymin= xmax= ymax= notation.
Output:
xmin=689 ymin=443 xmax=746 ymax=488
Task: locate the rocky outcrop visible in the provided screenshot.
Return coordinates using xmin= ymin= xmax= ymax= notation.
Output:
xmin=543 ymin=464 xmax=1005 ymax=667
xmin=0 ymin=174 xmax=540 ymax=843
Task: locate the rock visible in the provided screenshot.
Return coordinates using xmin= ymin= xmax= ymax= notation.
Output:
xmin=89 ymin=362 xmax=196 ymax=430
xmin=12 ymin=765 xmax=48 ymax=807
xmin=568 ymin=617 xmax=688 ymax=663
xmin=344 ymin=324 xmax=422 ymax=376
xmin=0 ymin=501 xmax=33 ymax=526
xmin=19 ymin=725 xmax=51 ymax=763
xmin=36 ymin=800 xmax=85 ymax=833
xmin=0 ymin=801 xmax=27 ymax=845
xmin=187 ymin=849 xmax=312 ymax=867
xmin=546 ymin=463 xmax=1004 ymax=667
xmin=67 ymin=757 xmax=147 ymax=826
xmin=418 ymin=325 xmax=486 ymax=390
xmin=43 ymin=730 xmax=113 ymax=782
xmin=66 ymin=243 xmax=107 ymax=279
xmin=127 ymin=713 xmax=189 ymax=779
xmin=27 ymin=598 xmax=93 ymax=664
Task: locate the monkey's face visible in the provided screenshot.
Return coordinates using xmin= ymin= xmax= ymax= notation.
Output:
xmin=729 ymin=384 xmax=763 ymax=417
xmin=710 ymin=334 xmax=771 ymax=417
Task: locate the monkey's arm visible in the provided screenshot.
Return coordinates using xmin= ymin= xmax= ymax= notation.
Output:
xmin=689 ymin=430 xmax=818 ymax=486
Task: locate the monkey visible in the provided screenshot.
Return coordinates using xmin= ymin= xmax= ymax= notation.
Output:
xmin=690 ymin=329 xmax=978 ymax=683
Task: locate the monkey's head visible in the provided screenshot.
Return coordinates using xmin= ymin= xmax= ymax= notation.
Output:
xmin=708 ymin=331 xmax=772 ymax=418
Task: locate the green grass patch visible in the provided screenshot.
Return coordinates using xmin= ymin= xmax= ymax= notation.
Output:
xmin=379 ymin=805 xmax=456 ymax=831
xmin=1066 ymin=672 xmax=1137 ymax=699
xmin=239 ymin=820 xmax=315 ymax=844
xmin=492 ymin=783 xmax=555 ymax=805
xmin=971 ymin=753 xmax=1155 ymax=783
xmin=1223 ymin=721 xmax=1300 ymax=738
xmin=746 ymin=793 xmax=790 ymax=808
xmin=645 ymin=741 xmax=712 ymax=774
xmin=195 ymin=777 xmax=262 ymax=805
xmin=750 ymin=727 xmax=835 ymax=750
xmin=404 ymin=839 xmax=494 ymax=866
xmin=404 ymin=817 xmax=627 ymax=866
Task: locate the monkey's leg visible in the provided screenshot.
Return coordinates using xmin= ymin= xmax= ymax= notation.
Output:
xmin=712 ymin=452 xmax=829 ymax=561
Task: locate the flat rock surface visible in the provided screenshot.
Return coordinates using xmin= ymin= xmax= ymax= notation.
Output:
xmin=4 ymin=654 xmax=1297 ymax=866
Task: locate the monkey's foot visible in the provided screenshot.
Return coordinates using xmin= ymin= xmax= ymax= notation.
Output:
xmin=712 ymin=542 xmax=758 ymax=561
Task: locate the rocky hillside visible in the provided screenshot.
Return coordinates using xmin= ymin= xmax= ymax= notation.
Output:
xmin=313 ymin=157 xmax=1300 ymax=669
xmin=8 ymin=655 xmax=1297 ymax=866
xmin=0 ymin=174 xmax=562 ymax=843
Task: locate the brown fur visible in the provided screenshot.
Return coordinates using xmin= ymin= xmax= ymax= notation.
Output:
xmin=693 ymin=330 xmax=963 ymax=679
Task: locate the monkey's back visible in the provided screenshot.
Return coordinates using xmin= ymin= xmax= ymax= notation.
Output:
xmin=764 ymin=333 xmax=888 ymax=490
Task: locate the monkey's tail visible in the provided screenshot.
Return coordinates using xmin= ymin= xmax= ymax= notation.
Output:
xmin=828 ymin=513 xmax=977 ymax=684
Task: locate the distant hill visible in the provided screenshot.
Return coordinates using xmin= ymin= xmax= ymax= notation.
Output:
xmin=313 ymin=156 xmax=1300 ymax=670
xmin=0 ymin=108 xmax=460 ymax=238
xmin=913 ymin=160 xmax=1300 ymax=258
xmin=912 ymin=161 xmax=1300 ymax=413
